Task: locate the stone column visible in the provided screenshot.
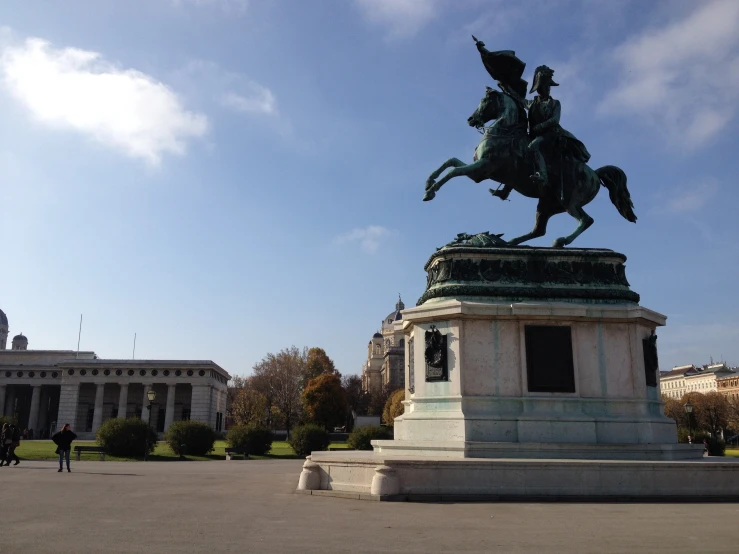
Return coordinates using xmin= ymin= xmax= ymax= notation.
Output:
xmin=56 ymin=383 xmax=80 ymax=431
xmin=190 ymin=385 xmax=212 ymax=425
xmin=141 ymin=384 xmax=152 ymax=422
xmin=91 ymin=384 xmax=105 ymax=432
xmin=0 ymin=385 xmax=6 ymax=417
xmin=117 ymin=383 xmax=129 ymax=419
xmin=164 ymin=384 xmax=176 ymax=431
xmin=27 ymin=385 xmax=42 ymax=433
xmin=4 ymin=387 xmax=15 ymax=417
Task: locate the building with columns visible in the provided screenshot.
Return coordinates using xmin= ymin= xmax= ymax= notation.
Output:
xmin=361 ymin=296 xmax=406 ymax=393
xmin=0 ymin=309 xmax=229 ymax=439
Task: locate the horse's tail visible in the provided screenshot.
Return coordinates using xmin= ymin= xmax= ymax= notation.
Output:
xmin=597 ymin=165 xmax=636 ymax=223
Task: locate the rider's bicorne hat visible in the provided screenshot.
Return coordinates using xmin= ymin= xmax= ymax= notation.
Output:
xmin=530 ymin=65 xmax=559 ymax=93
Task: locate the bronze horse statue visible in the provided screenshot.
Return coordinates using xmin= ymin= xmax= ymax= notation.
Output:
xmin=423 ymin=87 xmax=636 ymax=247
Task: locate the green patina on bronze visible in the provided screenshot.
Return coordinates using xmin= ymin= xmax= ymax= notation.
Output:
xmin=417 ymin=247 xmax=639 ymax=306
xmin=423 ymin=37 xmax=636 ymax=248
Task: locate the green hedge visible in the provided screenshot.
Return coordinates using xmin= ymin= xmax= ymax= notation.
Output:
xmin=226 ymin=425 xmax=273 ymax=456
xmin=165 ymin=420 xmax=217 ymax=456
xmin=347 ymin=425 xmax=392 ymax=450
xmin=96 ymin=418 xmax=157 ymax=457
xmin=288 ymin=424 xmax=330 ymax=457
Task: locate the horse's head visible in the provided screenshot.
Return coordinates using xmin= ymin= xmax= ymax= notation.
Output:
xmin=468 ymin=87 xmax=501 ymax=130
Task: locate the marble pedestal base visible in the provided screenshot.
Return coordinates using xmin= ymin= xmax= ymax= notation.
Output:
xmin=297 ymin=451 xmax=739 ymax=501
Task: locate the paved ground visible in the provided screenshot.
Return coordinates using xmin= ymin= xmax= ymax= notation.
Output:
xmin=1 ymin=459 xmax=738 ymax=553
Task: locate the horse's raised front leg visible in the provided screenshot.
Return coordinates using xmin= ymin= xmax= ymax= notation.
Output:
xmin=426 ymin=158 xmax=465 ymax=191
xmin=507 ymin=198 xmax=563 ymax=246
xmin=423 ymin=158 xmax=491 ymax=201
xmin=552 ymin=205 xmax=594 ymax=247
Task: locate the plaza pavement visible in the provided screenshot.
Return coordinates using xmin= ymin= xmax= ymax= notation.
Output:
xmin=1 ymin=459 xmax=737 ymax=553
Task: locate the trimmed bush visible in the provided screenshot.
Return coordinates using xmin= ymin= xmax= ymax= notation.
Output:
xmin=382 ymin=388 xmax=405 ymax=427
xmin=347 ymin=425 xmax=392 ymax=451
xmin=288 ymin=424 xmax=330 ymax=457
xmin=96 ymin=418 xmax=157 ymax=457
xmin=705 ymin=437 xmax=727 ymax=456
xmin=165 ymin=420 xmax=217 ymax=456
xmin=226 ymin=424 xmax=273 ymax=456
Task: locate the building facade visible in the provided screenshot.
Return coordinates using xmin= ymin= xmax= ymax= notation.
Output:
xmin=361 ymin=296 xmax=406 ymax=393
xmin=0 ymin=308 xmax=229 ymax=439
xmin=660 ymin=363 xmax=736 ymax=399
xmin=717 ymin=373 xmax=739 ymax=401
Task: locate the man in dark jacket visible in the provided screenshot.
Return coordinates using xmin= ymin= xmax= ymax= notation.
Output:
xmin=4 ymin=424 xmax=21 ymax=466
xmin=0 ymin=423 xmax=10 ymax=466
xmin=52 ymin=424 xmax=77 ymax=472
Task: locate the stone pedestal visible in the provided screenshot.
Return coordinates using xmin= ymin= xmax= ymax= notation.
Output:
xmin=377 ymin=246 xmax=683 ymax=460
xmin=297 ymin=245 xmax=739 ymax=500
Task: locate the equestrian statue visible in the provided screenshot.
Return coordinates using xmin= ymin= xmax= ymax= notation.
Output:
xmin=423 ymin=37 xmax=636 ymax=248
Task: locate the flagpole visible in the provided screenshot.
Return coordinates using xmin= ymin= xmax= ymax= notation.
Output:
xmin=76 ymin=314 xmax=82 ymax=358
xmin=132 ymin=333 xmax=137 ymax=360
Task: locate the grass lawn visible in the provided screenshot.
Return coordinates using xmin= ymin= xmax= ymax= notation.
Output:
xmin=725 ymin=448 xmax=739 ymax=458
xmin=14 ymin=439 xmax=350 ymax=462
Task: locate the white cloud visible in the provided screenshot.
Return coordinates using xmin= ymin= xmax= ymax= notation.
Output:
xmin=220 ymin=84 xmax=277 ymax=116
xmin=169 ymin=0 xmax=248 ymax=14
xmin=355 ymin=0 xmax=438 ymax=39
xmin=599 ymin=0 xmax=739 ymax=148
xmin=662 ymin=179 xmax=719 ymax=215
xmin=0 ymin=37 xmax=208 ymax=165
xmin=335 ymin=225 xmax=393 ymax=254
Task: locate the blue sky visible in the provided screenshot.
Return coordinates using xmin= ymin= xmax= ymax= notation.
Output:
xmin=1 ymin=0 xmax=738 ymax=376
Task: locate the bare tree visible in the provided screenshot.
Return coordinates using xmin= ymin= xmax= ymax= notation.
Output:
xmin=252 ymin=346 xmax=306 ymax=437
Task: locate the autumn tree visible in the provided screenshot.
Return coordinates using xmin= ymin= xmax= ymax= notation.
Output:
xmin=252 ymin=346 xmax=306 ymax=437
xmin=302 ymin=374 xmax=348 ymax=431
xmin=342 ymin=374 xmax=370 ymax=418
xmin=662 ymin=395 xmax=688 ymax=428
xmin=302 ymin=347 xmax=340 ymax=387
xmin=227 ymin=375 xmax=247 ymax=417
xmin=367 ymin=383 xmax=394 ymax=416
xmin=231 ymin=384 xmax=268 ymax=427
xmin=382 ymin=388 xmax=405 ymax=427
xmin=692 ymin=392 xmax=730 ymax=436
xmin=727 ymin=395 xmax=739 ymax=432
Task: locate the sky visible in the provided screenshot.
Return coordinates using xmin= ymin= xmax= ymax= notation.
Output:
xmin=1 ymin=0 xmax=738 ymax=377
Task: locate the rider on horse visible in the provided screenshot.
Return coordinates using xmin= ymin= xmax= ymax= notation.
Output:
xmin=527 ymin=66 xmax=590 ymax=193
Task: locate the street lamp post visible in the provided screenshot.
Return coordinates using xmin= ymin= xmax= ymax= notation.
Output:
xmin=144 ymin=389 xmax=157 ymax=461
xmin=684 ymin=400 xmax=694 ymax=443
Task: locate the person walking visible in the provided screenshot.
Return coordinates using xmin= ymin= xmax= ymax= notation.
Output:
xmin=4 ymin=424 xmax=21 ymax=466
xmin=0 ymin=423 xmax=9 ymax=466
xmin=52 ymin=424 xmax=77 ymax=473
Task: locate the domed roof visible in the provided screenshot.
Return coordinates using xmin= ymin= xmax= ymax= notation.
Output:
xmin=13 ymin=333 xmax=27 ymax=341
xmin=373 ymin=332 xmax=383 ymax=339
xmin=0 ymin=309 xmax=7 ymax=326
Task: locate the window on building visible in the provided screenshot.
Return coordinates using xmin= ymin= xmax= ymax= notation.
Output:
xmin=182 ymin=408 xmax=191 ymax=421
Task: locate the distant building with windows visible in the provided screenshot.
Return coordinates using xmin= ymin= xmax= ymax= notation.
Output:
xmin=660 ymin=363 xmax=736 ymax=399
xmin=0 ymin=307 xmax=229 ymax=439
xmin=361 ymin=296 xmax=406 ymax=393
